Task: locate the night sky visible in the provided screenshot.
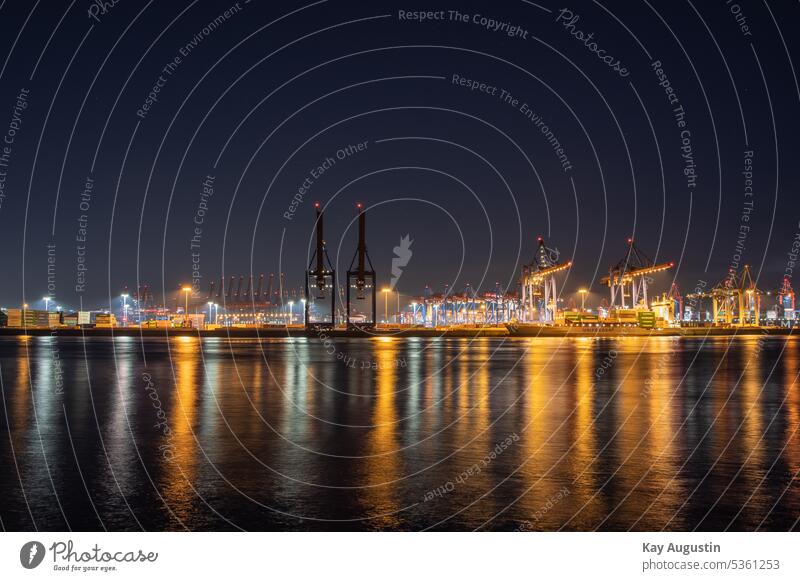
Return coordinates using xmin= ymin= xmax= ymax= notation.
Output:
xmin=0 ymin=0 xmax=798 ymax=311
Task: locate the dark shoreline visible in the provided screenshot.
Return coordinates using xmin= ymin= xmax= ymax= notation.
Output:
xmin=0 ymin=325 xmax=795 ymax=339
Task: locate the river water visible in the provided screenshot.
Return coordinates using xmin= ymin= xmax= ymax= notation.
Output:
xmin=0 ymin=335 xmax=798 ymax=531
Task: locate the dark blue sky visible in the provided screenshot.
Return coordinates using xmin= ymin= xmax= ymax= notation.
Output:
xmin=0 ymin=0 xmax=798 ymax=311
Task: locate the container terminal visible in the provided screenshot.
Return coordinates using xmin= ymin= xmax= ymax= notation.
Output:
xmin=1 ymin=204 xmax=796 ymax=338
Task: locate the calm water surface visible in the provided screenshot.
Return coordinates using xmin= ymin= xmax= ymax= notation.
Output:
xmin=1 ymin=335 xmax=798 ymax=531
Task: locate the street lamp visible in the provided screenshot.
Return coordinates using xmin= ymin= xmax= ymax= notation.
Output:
xmin=182 ymin=286 xmax=192 ymax=327
xmin=382 ymin=288 xmax=391 ymax=324
xmin=578 ymin=288 xmax=588 ymax=311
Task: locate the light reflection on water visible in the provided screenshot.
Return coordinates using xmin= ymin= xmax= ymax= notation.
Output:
xmin=0 ymin=335 xmax=798 ymax=531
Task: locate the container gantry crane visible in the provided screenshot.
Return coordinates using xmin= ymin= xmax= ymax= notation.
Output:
xmin=520 ymin=236 xmax=572 ymax=323
xmin=711 ymin=265 xmax=761 ymax=326
xmin=346 ymin=203 xmax=377 ymax=330
xmin=601 ymin=238 xmax=673 ymax=310
xmin=779 ymin=276 xmax=795 ymax=321
xmin=304 ymin=202 xmax=336 ymax=329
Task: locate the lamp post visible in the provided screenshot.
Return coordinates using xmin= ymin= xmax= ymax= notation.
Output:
xmin=578 ymin=289 xmax=588 ymax=311
xmin=382 ymin=288 xmax=390 ymax=324
xmin=182 ymin=286 xmax=192 ymax=327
